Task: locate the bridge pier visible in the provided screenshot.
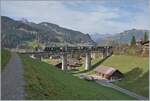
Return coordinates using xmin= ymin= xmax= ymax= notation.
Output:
xmin=62 ymin=53 xmax=67 ymax=70
xmin=102 ymin=47 xmax=107 ymax=59
xmin=102 ymin=47 xmax=112 ymax=59
xmin=106 ymin=47 xmax=109 ymax=56
xmin=102 ymin=48 xmax=106 ymax=59
xmin=85 ymin=52 xmax=91 ymax=70
xmin=110 ymin=47 xmax=113 ymax=55
xmin=106 ymin=47 xmax=113 ymax=56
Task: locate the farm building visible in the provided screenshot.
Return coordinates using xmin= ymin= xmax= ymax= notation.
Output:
xmin=94 ymin=66 xmax=124 ymax=80
xmin=55 ymin=58 xmax=82 ymax=70
xmin=136 ymin=40 xmax=149 ymax=48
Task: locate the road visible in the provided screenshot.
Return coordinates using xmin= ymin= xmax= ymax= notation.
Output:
xmin=1 ymin=52 xmax=26 ymax=100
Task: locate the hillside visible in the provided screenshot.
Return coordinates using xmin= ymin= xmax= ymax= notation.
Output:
xmin=1 ymin=16 xmax=95 ymax=48
xmin=92 ymin=29 xmax=149 ymax=45
xmin=21 ymin=55 xmax=134 ymax=100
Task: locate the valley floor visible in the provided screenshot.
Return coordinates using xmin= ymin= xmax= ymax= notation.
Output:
xmin=1 ymin=51 xmax=148 ymax=100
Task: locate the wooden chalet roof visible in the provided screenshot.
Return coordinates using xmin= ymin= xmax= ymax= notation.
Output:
xmin=94 ymin=66 xmax=118 ymax=76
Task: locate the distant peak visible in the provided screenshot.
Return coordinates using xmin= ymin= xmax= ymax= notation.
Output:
xmin=131 ymin=28 xmax=137 ymax=30
xmin=20 ymin=18 xmax=29 ymax=24
xmin=40 ymin=22 xmax=49 ymax=26
xmin=39 ymin=22 xmax=59 ymax=27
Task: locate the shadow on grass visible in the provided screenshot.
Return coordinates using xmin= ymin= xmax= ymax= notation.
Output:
xmin=73 ymin=55 xmax=112 ymax=74
xmin=123 ymin=67 xmax=143 ymax=80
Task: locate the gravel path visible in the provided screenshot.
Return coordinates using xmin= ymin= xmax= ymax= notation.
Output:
xmin=96 ymin=80 xmax=148 ymax=100
xmin=1 ymin=52 xmax=26 ymax=100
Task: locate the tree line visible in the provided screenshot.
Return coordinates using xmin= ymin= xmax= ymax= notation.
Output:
xmin=130 ymin=32 xmax=148 ymax=47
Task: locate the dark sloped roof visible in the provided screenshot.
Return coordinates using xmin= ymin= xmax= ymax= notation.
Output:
xmin=142 ymin=40 xmax=149 ymax=45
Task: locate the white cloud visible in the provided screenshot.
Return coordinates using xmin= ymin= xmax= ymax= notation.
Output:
xmin=1 ymin=1 xmax=150 ymax=34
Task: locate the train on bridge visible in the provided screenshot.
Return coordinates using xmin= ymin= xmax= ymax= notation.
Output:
xmin=19 ymin=46 xmax=113 ymax=70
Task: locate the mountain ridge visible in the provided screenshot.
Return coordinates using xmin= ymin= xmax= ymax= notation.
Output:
xmin=90 ymin=29 xmax=149 ymax=46
xmin=1 ymin=16 xmax=96 ymax=48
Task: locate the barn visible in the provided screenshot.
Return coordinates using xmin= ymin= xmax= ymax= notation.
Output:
xmin=94 ymin=66 xmax=124 ymax=80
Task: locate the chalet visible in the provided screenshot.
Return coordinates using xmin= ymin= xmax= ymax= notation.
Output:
xmin=142 ymin=40 xmax=149 ymax=48
xmin=136 ymin=40 xmax=149 ymax=48
xmin=94 ymin=66 xmax=124 ymax=80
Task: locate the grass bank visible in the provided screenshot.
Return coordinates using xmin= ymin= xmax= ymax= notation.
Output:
xmin=1 ymin=49 xmax=11 ymax=70
xmin=102 ymin=55 xmax=149 ymax=97
xmin=21 ymin=55 xmax=134 ymax=100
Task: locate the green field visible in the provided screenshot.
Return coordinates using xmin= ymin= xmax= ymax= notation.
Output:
xmin=102 ymin=55 xmax=149 ymax=97
xmin=1 ymin=49 xmax=11 ymax=70
xmin=21 ymin=55 xmax=134 ymax=100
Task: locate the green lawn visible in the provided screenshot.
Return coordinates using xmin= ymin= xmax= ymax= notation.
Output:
xmin=21 ymin=55 xmax=134 ymax=100
xmin=1 ymin=49 xmax=11 ymax=70
xmin=102 ymin=55 xmax=149 ymax=97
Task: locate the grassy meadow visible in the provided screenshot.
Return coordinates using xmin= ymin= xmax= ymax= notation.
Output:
xmin=1 ymin=49 xmax=11 ymax=70
xmin=102 ymin=55 xmax=149 ymax=97
xmin=21 ymin=55 xmax=134 ymax=100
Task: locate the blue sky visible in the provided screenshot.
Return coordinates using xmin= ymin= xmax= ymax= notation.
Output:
xmin=1 ymin=0 xmax=150 ymax=34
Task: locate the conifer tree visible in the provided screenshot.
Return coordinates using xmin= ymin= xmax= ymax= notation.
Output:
xmin=130 ymin=35 xmax=136 ymax=47
xmin=144 ymin=32 xmax=148 ymax=42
